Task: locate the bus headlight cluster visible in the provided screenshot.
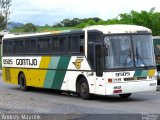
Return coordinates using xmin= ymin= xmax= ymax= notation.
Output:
xmin=149 ymin=76 xmax=158 ymax=80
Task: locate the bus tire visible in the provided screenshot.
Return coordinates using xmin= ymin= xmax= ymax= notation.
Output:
xmin=119 ymin=93 xmax=132 ymax=98
xmin=19 ymin=73 xmax=28 ymax=91
xmin=157 ymin=80 xmax=160 ymax=85
xmin=78 ymin=77 xmax=91 ymax=100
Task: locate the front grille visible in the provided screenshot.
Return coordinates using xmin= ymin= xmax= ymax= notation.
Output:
xmin=124 ymin=77 xmax=135 ymax=81
xmin=124 ymin=77 xmax=147 ymax=81
xmin=137 ymin=77 xmax=147 ymax=80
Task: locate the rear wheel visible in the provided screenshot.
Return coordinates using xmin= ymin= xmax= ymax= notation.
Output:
xmin=78 ymin=78 xmax=91 ymax=100
xmin=119 ymin=93 xmax=132 ymax=98
xmin=19 ymin=73 xmax=28 ymax=91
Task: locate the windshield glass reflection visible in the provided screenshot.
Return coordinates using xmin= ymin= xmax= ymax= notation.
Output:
xmin=104 ymin=35 xmax=155 ymax=69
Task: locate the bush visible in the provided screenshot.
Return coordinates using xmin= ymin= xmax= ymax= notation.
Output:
xmin=23 ymin=23 xmax=37 ymax=32
xmin=76 ymin=23 xmax=88 ymax=28
xmin=87 ymin=19 xmax=97 ymax=25
xmin=97 ymin=20 xmax=105 ymax=25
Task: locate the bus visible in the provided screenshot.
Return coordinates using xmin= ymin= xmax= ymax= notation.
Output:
xmin=153 ymin=36 xmax=160 ymax=84
xmin=2 ymin=25 xmax=157 ymax=100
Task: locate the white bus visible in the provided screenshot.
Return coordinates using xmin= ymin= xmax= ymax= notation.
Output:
xmin=2 ymin=25 xmax=157 ymax=99
xmin=153 ymin=36 xmax=160 ymax=84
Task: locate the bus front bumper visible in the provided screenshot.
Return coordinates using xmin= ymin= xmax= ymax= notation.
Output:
xmin=105 ymin=80 xmax=157 ymax=95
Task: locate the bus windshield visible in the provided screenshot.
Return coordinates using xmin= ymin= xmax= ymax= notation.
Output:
xmin=104 ymin=35 xmax=155 ymax=69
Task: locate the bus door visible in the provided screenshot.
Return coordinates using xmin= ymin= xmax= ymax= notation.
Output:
xmin=94 ymin=43 xmax=105 ymax=95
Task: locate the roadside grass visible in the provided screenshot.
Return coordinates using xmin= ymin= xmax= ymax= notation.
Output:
xmin=11 ymin=27 xmax=77 ymax=33
xmin=37 ymin=27 xmax=75 ymax=32
xmin=10 ymin=28 xmax=24 ymax=32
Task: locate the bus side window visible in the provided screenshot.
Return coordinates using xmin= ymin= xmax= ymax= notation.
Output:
xmin=80 ymin=35 xmax=84 ymax=53
xmin=3 ymin=40 xmax=7 ymax=55
xmin=30 ymin=38 xmax=37 ymax=54
xmin=59 ymin=37 xmax=66 ymax=53
xmin=25 ymin=39 xmax=31 ymax=54
xmin=3 ymin=40 xmax=14 ymax=56
xmin=68 ymin=35 xmax=80 ymax=53
xmin=18 ymin=40 xmax=25 ymax=54
xmin=52 ymin=37 xmax=59 ymax=53
xmin=14 ymin=40 xmax=19 ymax=54
xmin=38 ymin=37 xmax=51 ymax=54
xmin=87 ymin=33 xmax=102 ymax=69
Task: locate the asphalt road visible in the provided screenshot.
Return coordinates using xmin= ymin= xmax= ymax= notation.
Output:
xmin=0 ymin=76 xmax=160 ymax=120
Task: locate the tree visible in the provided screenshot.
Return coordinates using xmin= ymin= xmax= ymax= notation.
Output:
xmin=87 ymin=19 xmax=96 ymax=25
xmin=151 ymin=12 xmax=160 ymax=35
xmin=53 ymin=23 xmax=63 ymax=27
xmin=92 ymin=17 xmax=101 ymax=22
xmin=0 ymin=0 xmax=12 ymax=29
xmin=76 ymin=23 xmax=88 ymax=28
xmin=106 ymin=18 xmax=120 ymax=25
xmin=119 ymin=13 xmax=132 ymax=24
xmin=61 ymin=18 xmax=71 ymax=27
xmin=0 ymin=14 xmax=5 ymax=29
xmin=23 ymin=23 xmax=37 ymax=32
xmin=97 ymin=20 xmax=105 ymax=25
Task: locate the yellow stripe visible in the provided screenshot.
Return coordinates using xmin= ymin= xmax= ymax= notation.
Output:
xmin=39 ymin=56 xmax=51 ymax=68
xmin=51 ymin=31 xmax=61 ymax=34
xmin=148 ymin=69 xmax=156 ymax=76
xmin=2 ymin=57 xmax=51 ymax=88
xmin=35 ymin=56 xmax=51 ymax=87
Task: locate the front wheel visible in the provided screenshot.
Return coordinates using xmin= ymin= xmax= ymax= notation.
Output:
xmin=119 ymin=93 xmax=132 ymax=98
xmin=19 ymin=73 xmax=28 ymax=91
xmin=79 ymin=78 xmax=91 ymax=100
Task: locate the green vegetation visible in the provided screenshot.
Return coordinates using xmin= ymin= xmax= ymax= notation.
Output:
xmin=37 ymin=26 xmax=75 ymax=32
xmin=23 ymin=23 xmax=37 ymax=32
xmin=0 ymin=14 xmax=5 ymax=30
xmin=0 ymin=0 xmax=12 ymax=30
xmin=11 ymin=26 xmax=75 ymax=33
xmin=10 ymin=8 xmax=160 ymax=35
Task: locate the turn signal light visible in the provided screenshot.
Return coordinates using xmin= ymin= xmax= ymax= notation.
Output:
xmin=108 ymin=79 xmax=112 ymax=83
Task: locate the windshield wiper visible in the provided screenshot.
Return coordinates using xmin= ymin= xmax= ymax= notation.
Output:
xmin=135 ymin=47 xmax=148 ymax=68
xmin=123 ymin=49 xmax=131 ymax=65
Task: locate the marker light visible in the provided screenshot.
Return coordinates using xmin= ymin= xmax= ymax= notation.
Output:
xmin=108 ymin=79 xmax=112 ymax=83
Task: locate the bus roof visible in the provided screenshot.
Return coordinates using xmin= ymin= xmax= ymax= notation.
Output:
xmin=3 ymin=25 xmax=151 ymax=39
xmin=83 ymin=25 xmax=151 ymax=34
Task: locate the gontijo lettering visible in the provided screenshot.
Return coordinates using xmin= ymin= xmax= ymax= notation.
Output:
xmin=16 ymin=59 xmax=37 ymax=66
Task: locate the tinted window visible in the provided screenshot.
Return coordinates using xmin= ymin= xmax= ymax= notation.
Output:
xmin=30 ymin=39 xmax=37 ymax=53
xmin=52 ymin=37 xmax=59 ymax=53
xmin=38 ymin=37 xmax=51 ymax=54
xmin=68 ymin=36 xmax=80 ymax=53
xmin=3 ymin=40 xmax=14 ymax=55
xmin=87 ymin=33 xmax=102 ymax=68
xmin=19 ymin=40 xmax=25 ymax=53
xmin=25 ymin=39 xmax=31 ymax=53
xmin=80 ymin=35 xmax=84 ymax=53
xmin=25 ymin=38 xmax=37 ymax=54
xmin=14 ymin=40 xmax=25 ymax=54
xmin=59 ymin=37 xmax=66 ymax=53
xmin=88 ymin=33 xmax=102 ymax=42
